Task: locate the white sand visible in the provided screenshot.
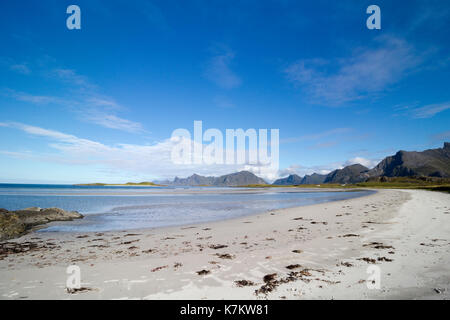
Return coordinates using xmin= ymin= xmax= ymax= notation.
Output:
xmin=0 ymin=189 xmax=449 ymax=300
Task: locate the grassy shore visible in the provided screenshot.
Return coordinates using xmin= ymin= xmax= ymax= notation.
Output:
xmin=241 ymin=177 xmax=450 ymax=193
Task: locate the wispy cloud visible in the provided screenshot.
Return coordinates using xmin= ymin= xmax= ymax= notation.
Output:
xmin=281 ymin=128 xmax=352 ymax=144
xmin=2 ymin=58 xmax=147 ymax=134
xmin=307 ymin=141 xmax=338 ymax=150
xmin=0 ymin=57 xmax=31 ymax=75
xmin=83 ymin=112 xmax=145 ymax=133
xmin=410 ymin=102 xmax=450 ymax=119
xmin=10 ymin=64 xmax=31 ymax=75
xmin=205 ymin=45 xmax=241 ymax=89
xmin=1 ymin=88 xmax=62 ymax=105
xmin=51 ymin=68 xmax=96 ymax=90
xmin=285 ymin=36 xmax=421 ymax=106
xmin=430 ymin=130 xmax=450 ymax=142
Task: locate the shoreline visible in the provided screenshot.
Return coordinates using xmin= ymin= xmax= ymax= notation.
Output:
xmin=37 ymin=188 xmax=374 ymax=234
xmin=1 ymin=189 xmax=449 ymax=299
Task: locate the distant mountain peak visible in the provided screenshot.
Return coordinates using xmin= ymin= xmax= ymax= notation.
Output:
xmin=166 ymin=170 xmax=266 ymax=186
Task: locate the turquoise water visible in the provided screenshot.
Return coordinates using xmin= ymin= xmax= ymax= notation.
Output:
xmin=0 ymin=184 xmax=373 ymax=232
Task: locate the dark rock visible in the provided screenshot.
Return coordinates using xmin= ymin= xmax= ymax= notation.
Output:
xmin=0 ymin=207 xmax=83 ymax=241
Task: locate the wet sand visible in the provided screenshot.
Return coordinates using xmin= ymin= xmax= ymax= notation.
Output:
xmin=0 ymin=189 xmax=449 ymax=299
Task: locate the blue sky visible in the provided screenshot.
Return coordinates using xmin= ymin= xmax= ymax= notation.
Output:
xmin=0 ymin=0 xmax=449 ymax=183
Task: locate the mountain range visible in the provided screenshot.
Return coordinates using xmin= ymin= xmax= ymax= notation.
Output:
xmin=159 ymin=143 xmax=450 ymax=187
xmin=273 ymin=142 xmax=450 ymax=185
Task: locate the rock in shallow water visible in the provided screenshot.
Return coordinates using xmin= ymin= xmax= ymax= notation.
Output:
xmin=0 ymin=207 xmax=83 ymax=241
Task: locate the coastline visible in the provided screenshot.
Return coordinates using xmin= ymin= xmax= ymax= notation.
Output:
xmin=1 ymin=189 xmax=449 ymax=299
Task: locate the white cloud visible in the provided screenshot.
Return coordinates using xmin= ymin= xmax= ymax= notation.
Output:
xmin=205 ymin=46 xmax=241 ymax=89
xmin=344 ymin=157 xmax=379 ymax=169
xmin=1 ymin=122 xmax=277 ymax=181
xmin=285 ymin=36 xmax=421 ymax=106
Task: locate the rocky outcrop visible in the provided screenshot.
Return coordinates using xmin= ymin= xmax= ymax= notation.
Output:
xmin=324 ymin=164 xmax=370 ymax=184
xmin=272 ymin=174 xmax=303 ymax=185
xmin=0 ymin=207 xmax=83 ymax=241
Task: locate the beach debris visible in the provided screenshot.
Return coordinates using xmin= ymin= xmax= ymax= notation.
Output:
xmin=255 ymin=269 xmax=316 ymax=296
xmin=66 ymin=287 xmax=95 ymax=294
xmin=263 ymin=273 xmax=277 ymax=283
xmin=209 ymin=244 xmax=228 ymax=250
xmin=141 ymin=249 xmax=154 ymax=254
xmin=357 ymin=257 xmax=377 ymax=264
xmin=377 ymin=257 xmax=393 ymax=262
xmin=215 ymin=253 xmax=234 ymax=259
xmin=341 ymin=234 xmax=359 ymax=238
xmin=0 ymin=241 xmax=38 ymax=255
xmin=173 ymin=262 xmax=183 ymax=269
xmin=196 ymin=269 xmax=210 ymax=276
xmin=122 ymin=239 xmax=140 ymax=245
xmin=151 ymin=265 xmax=168 ymax=272
xmin=311 ymin=221 xmax=328 ymax=225
xmin=235 ymin=280 xmax=256 ymax=287
xmin=292 ymin=249 xmax=302 ymax=254
xmin=124 ymin=233 xmax=142 ymax=237
xmin=363 ymin=242 xmax=394 ymax=249
xmin=76 ymin=235 xmax=89 ymax=238
xmin=286 ymin=264 xmax=302 ymax=270
xmin=340 ymin=262 xmax=353 ymax=267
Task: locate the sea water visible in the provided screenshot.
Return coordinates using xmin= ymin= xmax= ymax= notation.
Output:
xmin=0 ymin=184 xmax=373 ymax=232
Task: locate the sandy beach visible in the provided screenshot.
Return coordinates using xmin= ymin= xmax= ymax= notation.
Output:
xmin=0 ymin=189 xmax=449 ymax=300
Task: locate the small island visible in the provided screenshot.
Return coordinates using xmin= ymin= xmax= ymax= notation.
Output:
xmin=75 ymin=181 xmax=164 ymax=187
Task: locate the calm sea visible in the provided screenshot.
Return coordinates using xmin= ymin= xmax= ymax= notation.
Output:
xmin=0 ymin=184 xmax=373 ymax=232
